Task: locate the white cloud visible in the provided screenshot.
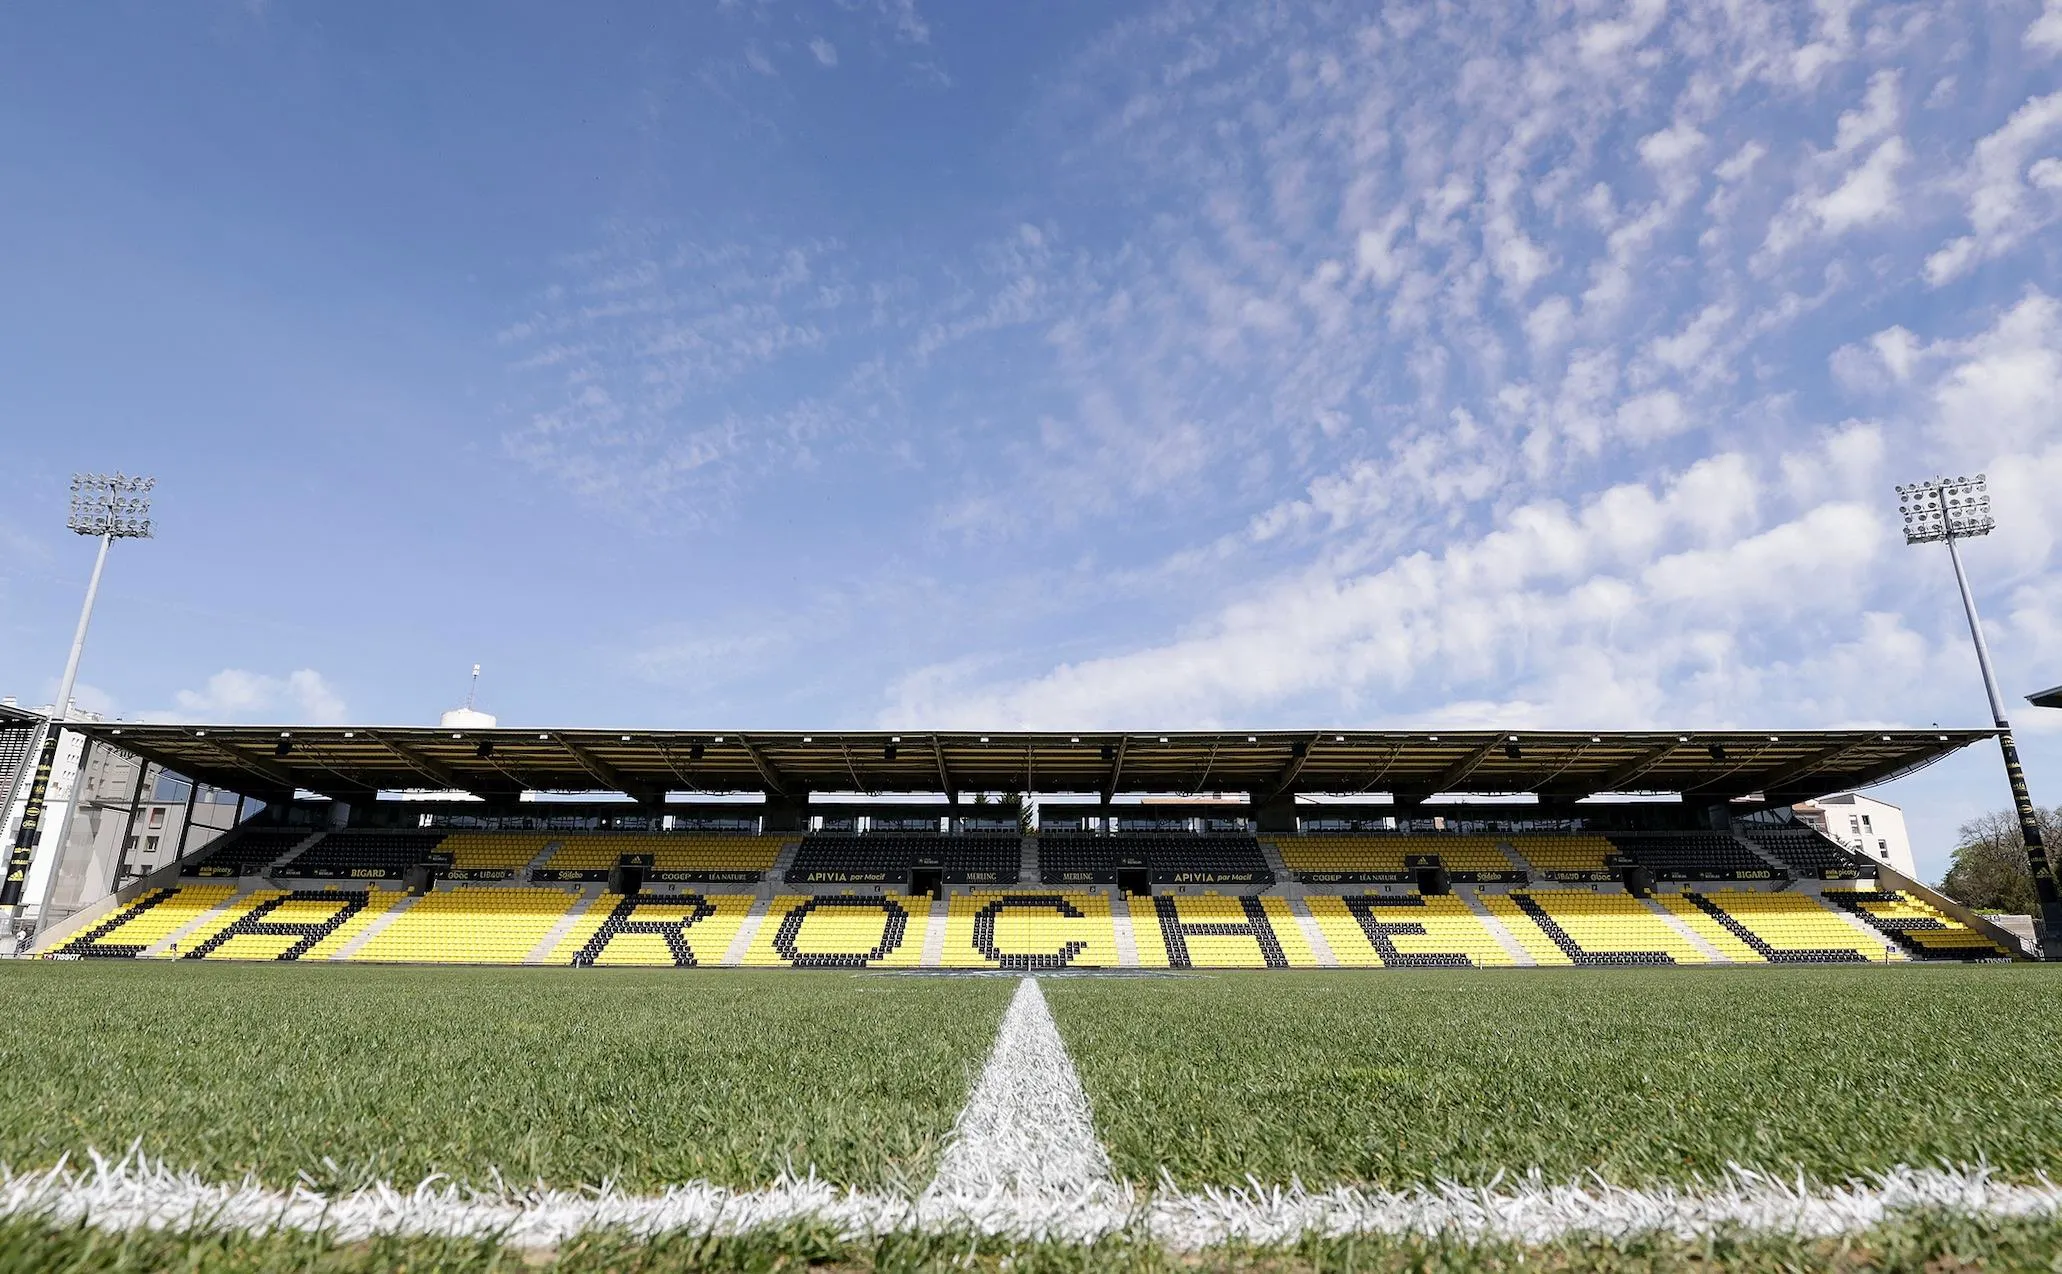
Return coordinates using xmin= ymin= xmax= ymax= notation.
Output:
xmin=809 ymin=38 xmax=839 ymax=67
xmin=1613 ymin=390 xmax=1692 ymax=443
xmin=881 ymin=451 xmax=1863 ymax=730
xmin=1833 ymin=70 xmax=1901 ymax=153
xmin=2028 ymin=0 xmax=2062 ymax=56
xmin=1524 ymin=295 xmax=1575 ymax=353
xmin=1830 ymin=324 xmax=1921 ymax=389
xmin=1577 ymin=0 xmax=1666 ymax=65
xmin=873 ymin=0 xmax=930 ymax=45
xmin=1762 ymin=137 xmax=1909 ymax=259
xmin=1714 ymin=143 xmax=1766 ymax=184
xmin=1787 ymin=0 xmax=1862 ymax=86
xmin=1638 ymin=120 xmax=1706 ymax=170
xmin=500 ymin=238 xmax=855 ymax=521
xmin=1925 ymin=90 xmax=2062 ymax=284
xmin=510 ymin=0 xmax=2052 ymax=538
xmin=1646 ymin=303 xmax=1735 ymax=378
xmin=1925 ymin=290 xmax=2062 ymax=465
xmin=1872 ymin=326 xmax=1921 ymax=381
xmin=151 ymin=670 xmax=349 ymax=725
xmin=883 ymin=268 xmax=2062 ymax=790
xmin=1811 ymin=137 xmax=1908 ymax=232
xmin=629 ymin=624 xmax=795 ymax=686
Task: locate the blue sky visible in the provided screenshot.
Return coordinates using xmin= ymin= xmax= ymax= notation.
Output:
xmin=4 ymin=0 xmax=2062 ymax=878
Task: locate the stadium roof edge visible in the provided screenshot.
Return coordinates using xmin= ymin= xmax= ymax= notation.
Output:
xmin=63 ymin=724 xmax=1996 ymax=810
xmin=0 ymin=702 xmax=45 ymax=726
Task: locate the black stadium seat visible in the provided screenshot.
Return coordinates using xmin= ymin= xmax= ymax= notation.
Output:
xmin=180 ymin=827 xmax=313 ymax=878
xmin=284 ymin=831 xmax=450 ymax=880
xmin=1738 ymin=825 xmax=1877 ymax=879
xmin=1602 ymin=832 xmax=1780 ymax=881
xmin=1037 ymin=832 xmax=1272 ymax=886
xmin=784 ymin=832 xmax=1020 ymax=884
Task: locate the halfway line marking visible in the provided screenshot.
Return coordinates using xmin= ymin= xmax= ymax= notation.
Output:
xmin=923 ymin=977 xmax=1113 ymax=1199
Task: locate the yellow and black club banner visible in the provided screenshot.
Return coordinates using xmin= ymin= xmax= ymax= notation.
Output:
xmin=0 ymin=731 xmax=61 ymax=907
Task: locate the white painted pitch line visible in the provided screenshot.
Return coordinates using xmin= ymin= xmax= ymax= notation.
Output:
xmin=923 ymin=978 xmax=1112 ymax=1201
xmin=1141 ymin=1165 xmax=2062 ymax=1247
xmin=7 ymin=1154 xmax=2062 ymax=1250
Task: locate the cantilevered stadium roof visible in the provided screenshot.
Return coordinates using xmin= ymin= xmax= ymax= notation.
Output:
xmin=71 ymin=724 xmax=1993 ymax=809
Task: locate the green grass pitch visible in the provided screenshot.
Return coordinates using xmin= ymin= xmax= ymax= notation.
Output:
xmin=5 ymin=961 xmax=2062 ymax=1271
xmin=0 ymin=962 xmax=1013 ymax=1192
xmin=1043 ymin=964 xmax=2062 ymax=1188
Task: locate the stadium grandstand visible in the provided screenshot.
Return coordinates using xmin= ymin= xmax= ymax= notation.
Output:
xmin=16 ymin=723 xmax=2025 ymax=966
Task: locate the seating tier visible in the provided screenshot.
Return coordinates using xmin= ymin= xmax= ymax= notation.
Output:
xmin=286 ymin=831 xmax=449 ymax=880
xmin=1604 ymin=832 xmax=1780 ymax=881
xmin=785 ymin=833 xmax=1019 ymax=884
xmin=533 ymin=834 xmax=779 ymax=882
xmin=42 ymin=881 xmax=2013 ymax=967
xmin=1036 ymin=833 xmax=1271 ymax=885
xmin=1271 ymin=835 xmax=1524 ymax=882
xmin=1824 ymin=889 xmax=2012 ymax=960
xmin=1740 ymin=825 xmax=1877 ymax=879
xmin=180 ymin=828 xmax=310 ymax=877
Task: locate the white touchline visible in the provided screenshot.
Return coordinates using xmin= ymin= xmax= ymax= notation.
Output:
xmin=7 ymin=1155 xmax=2062 ymax=1249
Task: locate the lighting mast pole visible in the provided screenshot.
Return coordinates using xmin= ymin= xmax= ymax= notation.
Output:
xmin=0 ymin=474 xmax=156 ymax=931
xmin=1896 ymin=474 xmax=2061 ymax=958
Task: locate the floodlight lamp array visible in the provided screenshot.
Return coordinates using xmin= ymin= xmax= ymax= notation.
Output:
xmin=66 ymin=472 xmax=156 ymax=539
xmin=1895 ymin=474 xmax=1992 ymax=545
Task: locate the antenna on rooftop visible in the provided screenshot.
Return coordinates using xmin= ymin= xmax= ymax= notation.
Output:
xmin=439 ymin=662 xmax=497 ymax=730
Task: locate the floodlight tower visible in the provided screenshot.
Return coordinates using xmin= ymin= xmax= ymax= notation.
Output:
xmin=0 ymin=474 xmax=156 ymax=917
xmin=1896 ymin=473 xmax=2062 ymax=956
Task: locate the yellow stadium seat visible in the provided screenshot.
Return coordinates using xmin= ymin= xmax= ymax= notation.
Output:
xmin=438 ymin=832 xmax=555 ymax=876
xmin=1823 ymin=889 xmax=2011 ymax=960
xmin=1484 ymin=889 xmax=1706 ymax=964
xmin=1268 ymin=835 xmax=1521 ymax=878
xmin=940 ymin=891 xmax=1119 ymax=969
xmin=538 ymin=834 xmax=782 ymax=877
xmin=1658 ymin=889 xmax=1883 ymax=963
xmin=1305 ymin=894 xmax=1515 ymax=967
xmin=1125 ymin=894 xmax=1317 ymax=968
xmin=45 ymin=885 xmax=237 ymax=958
xmin=740 ymin=895 xmax=931 ymax=968
xmin=178 ymin=888 xmax=399 ymax=961
xmin=1505 ymin=835 xmax=1616 ymax=876
xmin=546 ymin=892 xmax=757 ymax=966
xmin=348 ymin=887 xmax=586 ymax=964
